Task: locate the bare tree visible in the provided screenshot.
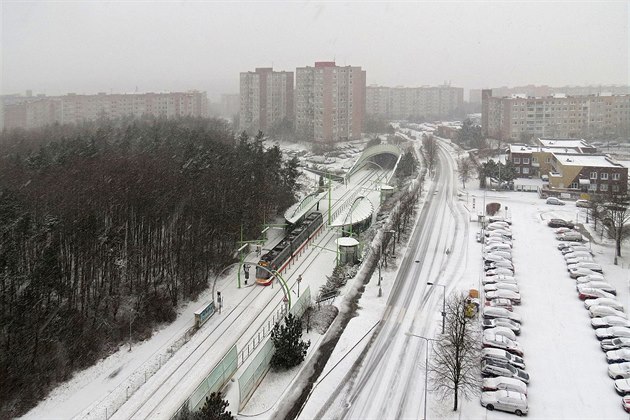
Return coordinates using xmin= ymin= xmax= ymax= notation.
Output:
xmin=429 ymin=292 xmax=480 ymax=411
xmin=422 ymin=134 xmax=439 ymax=173
xmin=604 ymin=195 xmax=630 ymax=260
xmin=456 ymin=156 xmax=474 ymax=189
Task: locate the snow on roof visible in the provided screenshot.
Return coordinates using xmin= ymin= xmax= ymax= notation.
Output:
xmin=553 ymin=153 xmax=624 ymax=168
xmin=538 ymin=138 xmax=591 ymax=149
xmin=330 ymin=196 xmax=374 ymax=227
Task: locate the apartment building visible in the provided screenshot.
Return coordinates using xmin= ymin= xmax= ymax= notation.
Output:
xmin=366 ymin=85 xmax=463 ymax=120
xmin=507 ymin=138 xmax=597 ymax=178
xmin=548 ymin=154 xmax=628 ymax=195
xmin=482 ymin=89 xmax=630 ymax=141
xmin=2 ymin=91 xmax=209 ymax=130
xmin=470 ymin=85 xmax=630 ymax=103
xmin=239 ymin=68 xmax=294 ymax=135
xmin=295 ymin=61 xmax=366 ymax=143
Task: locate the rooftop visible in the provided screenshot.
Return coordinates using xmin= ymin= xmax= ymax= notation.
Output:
xmin=552 ymin=153 xmax=626 ymax=169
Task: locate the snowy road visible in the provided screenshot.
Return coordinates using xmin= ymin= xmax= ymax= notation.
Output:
xmin=312 ymin=142 xmax=471 ymax=419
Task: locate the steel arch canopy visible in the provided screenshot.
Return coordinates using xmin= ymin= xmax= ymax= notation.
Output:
xmin=346 ymin=144 xmax=402 ymax=178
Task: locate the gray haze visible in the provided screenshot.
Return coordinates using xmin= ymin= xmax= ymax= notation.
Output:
xmin=2 ymin=1 xmax=628 ymax=98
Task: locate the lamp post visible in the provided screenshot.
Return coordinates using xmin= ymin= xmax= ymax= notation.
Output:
xmin=405 ymin=332 xmax=437 ymax=420
xmin=427 ymin=282 xmax=446 ymax=334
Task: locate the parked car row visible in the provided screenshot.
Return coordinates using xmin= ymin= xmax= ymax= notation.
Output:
xmin=480 ymin=220 xmax=529 ymax=416
xmin=552 ymin=220 xmax=630 ymax=412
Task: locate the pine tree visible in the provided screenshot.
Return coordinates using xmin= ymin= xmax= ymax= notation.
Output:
xmin=270 ymin=313 xmax=310 ymax=369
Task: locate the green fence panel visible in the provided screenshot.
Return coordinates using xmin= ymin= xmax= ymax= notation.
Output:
xmin=189 ymin=345 xmax=238 ymax=411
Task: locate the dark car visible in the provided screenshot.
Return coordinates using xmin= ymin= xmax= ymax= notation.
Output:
xmin=548 ymin=218 xmax=574 ymax=228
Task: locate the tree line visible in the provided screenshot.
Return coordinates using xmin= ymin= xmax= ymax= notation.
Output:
xmin=0 ymin=117 xmax=300 ymax=417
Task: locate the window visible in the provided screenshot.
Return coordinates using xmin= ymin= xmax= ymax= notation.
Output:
xmin=600 ymin=184 xmax=608 ymax=191
xmin=601 ymin=173 xmax=609 ymax=180
xmin=515 ymin=167 xmax=521 ymax=173
xmin=590 ymin=172 xmax=597 ymax=179
xmin=546 ymin=157 xmax=551 ymax=163
xmin=612 ymin=173 xmax=621 ymax=180
xmin=612 ymin=185 xmax=620 ymax=192
xmin=523 ymin=158 xmax=530 ymax=164
xmin=532 ymin=157 xmax=538 ymax=163
xmin=523 ymin=167 xmax=530 ymax=174
xmin=513 ymin=157 xmax=521 ymax=164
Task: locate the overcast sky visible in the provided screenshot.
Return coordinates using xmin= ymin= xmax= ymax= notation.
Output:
xmin=2 ymin=1 xmax=628 ymax=100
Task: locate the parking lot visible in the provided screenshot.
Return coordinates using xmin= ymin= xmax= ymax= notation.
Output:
xmin=476 ymin=192 xmax=628 ymax=418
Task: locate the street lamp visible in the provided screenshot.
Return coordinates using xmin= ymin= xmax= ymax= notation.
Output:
xmin=405 ymin=332 xmax=437 ymax=420
xmin=427 ymin=282 xmax=446 ymax=334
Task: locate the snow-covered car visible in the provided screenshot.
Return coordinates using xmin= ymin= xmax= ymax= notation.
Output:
xmin=484 ymin=326 xmax=517 ymax=341
xmin=482 ymin=333 xmax=524 ymax=356
xmin=487 ymin=224 xmax=512 ymax=233
xmin=601 ymin=337 xmax=630 ymax=352
xmin=480 ymin=390 xmax=528 ymax=416
xmin=489 ymin=216 xmax=512 ymax=225
xmin=623 ymin=395 xmax=630 ymax=413
xmin=576 ymin=199 xmax=591 ymax=208
xmin=484 ymin=298 xmax=514 ymax=311
xmin=577 ymin=281 xmax=616 ymax=295
xmin=568 ymin=262 xmax=603 ymax=273
xmin=483 ymin=307 xmax=521 ymax=323
xmin=566 ymin=256 xmax=594 ymax=266
xmin=596 ymin=327 xmax=630 ymax=341
xmin=569 ymin=267 xmax=600 ymax=279
xmin=557 ymin=241 xmax=582 ymax=250
xmin=487 ymin=220 xmax=511 ymax=229
xmin=615 ymin=378 xmax=630 ymax=395
xmin=482 ymin=347 xmax=525 ymax=369
xmin=483 ymin=275 xmax=517 ymax=285
xmin=482 ymin=376 xmax=527 ymax=395
xmin=484 ymin=282 xmax=520 ymax=293
xmin=482 ymin=318 xmax=521 ymax=335
xmin=557 ymin=232 xmax=583 ymax=241
xmin=590 ymin=305 xmax=627 ymax=319
xmin=549 ymin=218 xmax=574 ymax=228
xmin=486 ymin=268 xmax=515 ymax=277
xmin=609 ymin=362 xmax=630 ymax=379
xmin=561 ymin=246 xmax=591 ymax=255
xmin=578 ymin=287 xmax=615 ymax=301
xmin=486 ymin=242 xmax=512 ymax=252
xmin=486 ymin=229 xmax=513 ymax=238
xmin=485 ymin=260 xmax=514 ymax=271
xmin=555 ymin=227 xmax=575 ymax=234
xmin=576 ymin=273 xmax=606 ymax=284
xmin=608 ymin=349 xmax=630 ymax=364
xmin=481 ymin=360 xmax=530 ymax=383
xmin=486 ymin=290 xmax=521 ymax=305
xmin=584 ymin=298 xmax=623 ymax=310
xmin=592 ymin=316 xmax=630 ymax=329
xmin=484 ymin=253 xmax=510 ymax=264
xmin=546 ymin=197 xmax=565 ymax=205
xmin=564 ymin=250 xmax=593 ymax=260
xmin=484 ymin=250 xmax=512 ymax=261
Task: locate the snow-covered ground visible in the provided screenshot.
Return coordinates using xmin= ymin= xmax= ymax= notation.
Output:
xmin=23 ymin=133 xmax=630 ymax=419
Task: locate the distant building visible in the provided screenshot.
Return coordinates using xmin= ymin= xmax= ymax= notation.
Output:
xmin=366 ymin=85 xmax=463 ymax=120
xmin=2 ymin=90 xmax=209 ymax=130
xmin=239 ymin=68 xmax=294 ymax=135
xmin=482 ymin=89 xmax=630 ymax=141
xmin=295 ymin=61 xmax=366 ymax=143
xmin=548 ymin=153 xmax=628 ymax=195
xmin=470 ymin=85 xmax=630 ymax=103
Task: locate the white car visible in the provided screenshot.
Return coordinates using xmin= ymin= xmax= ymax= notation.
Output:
xmin=486 ymin=243 xmax=512 ymax=251
xmin=564 ymin=250 xmax=593 ymax=260
xmin=592 ymin=316 xmax=630 ymax=329
xmin=561 ymin=246 xmax=591 ymax=255
xmin=484 ymin=253 xmax=509 ymax=264
xmin=483 ymin=307 xmax=522 ymax=323
xmin=566 ymin=256 xmax=594 ymax=266
xmin=486 ymin=289 xmax=521 ymax=304
xmin=589 ymin=305 xmax=628 ymax=319
xmin=482 ymin=318 xmax=521 ymax=335
xmin=609 ymin=362 xmax=630 ymax=379
xmin=484 ymin=326 xmax=517 ymax=341
xmin=569 ymin=267 xmax=600 ymax=279
xmin=608 ymin=349 xmax=630 ymax=364
xmin=485 ymin=260 xmax=514 ymax=271
xmin=577 ymin=281 xmax=616 ymax=295
xmin=487 ymin=229 xmax=513 ymax=238
xmin=484 ymin=282 xmax=520 ymax=293
xmin=596 ymin=327 xmax=630 ymax=341
xmin=576 ymin=273 xmax=606 ymax=284
xmin=557 ymin=241 xmax=583 ymax=250
xmin=483 ymin=275 xmax=517 ymax=285
xmin=484 ymin=250 xmax=512 ymax=261
xmin=584 ymin=298 xmax=623 ymax=310
xmin=482 ymin=333 xmax=523 ymax=356
xmin=602 ymin=337 xmax=630 ymax=352
xmin=481 ymin=360 xmax=530 ymax=383
xmin=486 ymin=268 xmax=515 ymax=276
xmin=568 ymin=262 xmax=603 ymax=273
xmin=546 ymin=197 xmax=565 ymax=205
xmin=557 ymin=232 xmax=583 ymax=242
xmin=578 ymin=287 xmax=615 ymax=300
xmin=480 ymin=390 xmax=528 ymax=416
xmin=482 ymin=376 xmax=528 ymax=395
